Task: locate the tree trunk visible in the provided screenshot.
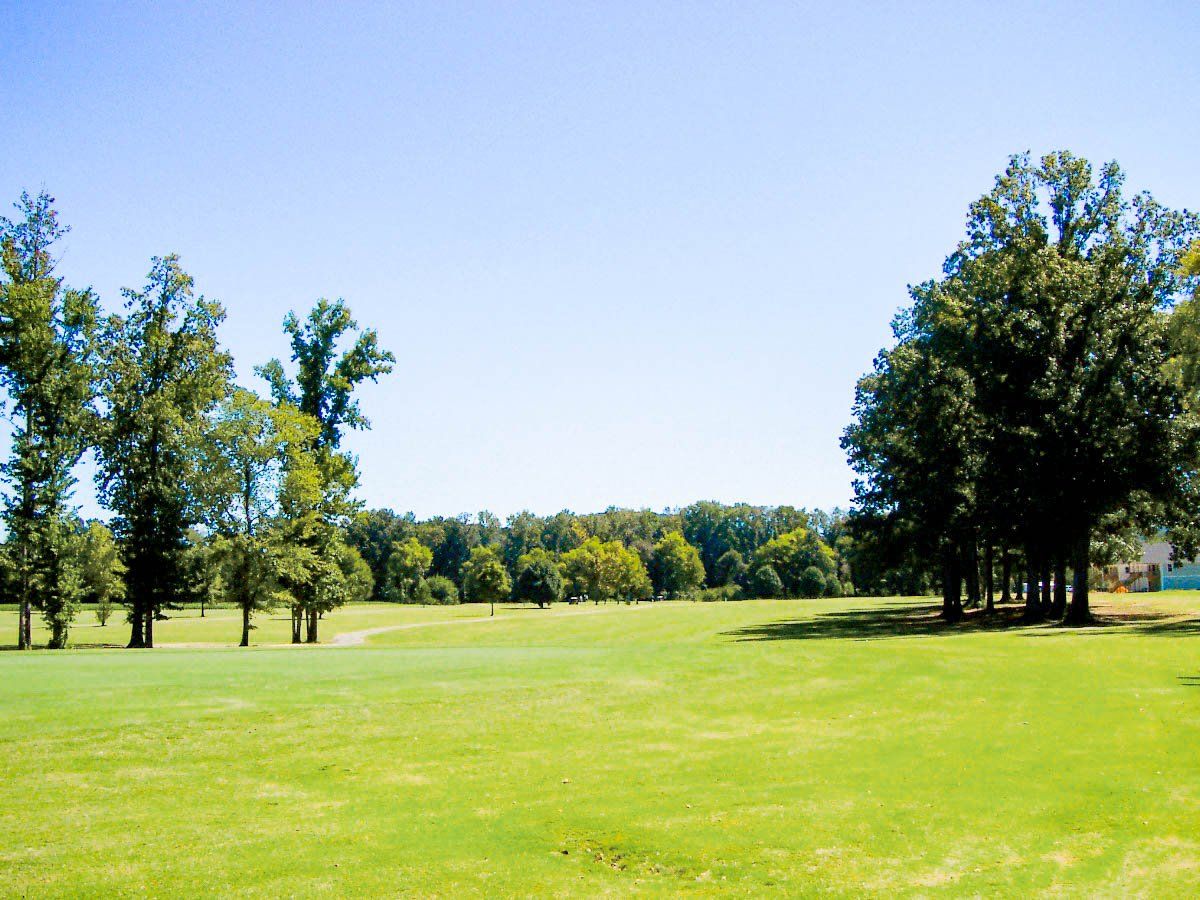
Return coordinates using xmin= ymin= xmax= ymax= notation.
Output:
xmin=1040 ymin=562 xmax=1052 ymax=615
xmin=984 ymin=545 xmax=995 ymax=613
xmin=1051 ymin=559 xmax=1067 ymax=619
xmin=1065 ymin=533 xmax=1091 ymax=625
xmin=128 ymin=606 xmax=146 ymax=648
xmin=1013 ymin=556 xmax=1023 ymax=605
xmin=144 ymin=610 xmax=154 ymax=649
xmin=965 ymin=542 xmax=981 ymax=608
xmin=1024 ymin=558 xmax=1041 ymax=619
xmin=1001 ymin=552 xmax=1012 ymax=604
xmin=305 ymin=608 xmax=318 ymax=643
xmin=291 ymin=606 xmax=302 ymax=644
xmin=48 ymin=620 xmax=67 ymax=650
xmin=18 ymin=601 xmax=32 ymax=650
xmin=941 ymin=550 xmax=963 ymax=622
xmin=240 ymin=605 xmax=251 ymax=647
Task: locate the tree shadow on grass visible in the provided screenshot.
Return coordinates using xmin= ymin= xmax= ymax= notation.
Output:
xmin=725 ymin=599 xmax=1200 ymax=643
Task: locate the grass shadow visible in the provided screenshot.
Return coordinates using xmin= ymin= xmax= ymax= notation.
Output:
xmin=726 ymin=599 xmax=1200 ymax=643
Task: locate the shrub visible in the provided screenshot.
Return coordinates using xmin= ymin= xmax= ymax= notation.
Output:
xmin=823 ymin=576 xmax=843 ymax=598
xmin=695 ymin=585 xmax=742 ymax=602
xmin=749 ymin=565 xmax=784 ymax=599
xmin=799 ymin=565 xmax=826 ymax=598
xmin=424 ymin=576 xmax=459 ymax=605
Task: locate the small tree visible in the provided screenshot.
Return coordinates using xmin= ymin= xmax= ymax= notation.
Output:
xmin=649 ymin=532 xmax=705 ymax=598
xmin=798 ymin=565 xmax=827 ymax=599
xmin=423 ymin=575 xmax=459 ymax=605
xmin=750 ymin=565 xmax=784 ymax=599
xmin=714 ymin=549 xmax=748 ymax=587
xmin=77 ymin=521 xmax=125 ymax=627
xmin=383 ymin=537 xmax=432 ymax=603
xmin=461 ymin=546 xmax=511 ymax=615
xmin=514 ymin=548 xmax=563 ymax=608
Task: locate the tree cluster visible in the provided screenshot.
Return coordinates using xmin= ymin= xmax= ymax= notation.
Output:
xmin=345 ymin=502 xmax=855 ymax=606
xmin=0 ymin=192 xmax=393 ymax=648
xmin=843 ymin=152 xmax=1200 ymax=623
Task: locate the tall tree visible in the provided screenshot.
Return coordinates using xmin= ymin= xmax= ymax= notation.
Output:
xmin=0 ymin=192 xmax=101 ymax=648
xmin=97 ymin=255 xmax=232 ymax=648
xmin=257 ymin=298 xmax=393 ymax=641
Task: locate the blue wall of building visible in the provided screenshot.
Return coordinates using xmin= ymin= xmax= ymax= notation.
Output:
xmin=1162 ymin=562 xmax=1200 ymax=590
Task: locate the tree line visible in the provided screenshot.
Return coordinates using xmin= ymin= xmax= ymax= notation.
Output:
xmin=343 ymin=501 xmax=856 ymax=609
xmin=842 ymin=151 xmax=1200 ymax=624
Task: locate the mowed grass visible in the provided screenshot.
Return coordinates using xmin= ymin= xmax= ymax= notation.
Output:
xmin=0 ymin=602 xmax=499 ymax=649
xmin=2 ymin=595 xmax=1199 ymax=896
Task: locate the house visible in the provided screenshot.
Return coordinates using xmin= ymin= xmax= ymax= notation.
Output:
xmin=1140 ymin=540 xmax=1200 ymax=590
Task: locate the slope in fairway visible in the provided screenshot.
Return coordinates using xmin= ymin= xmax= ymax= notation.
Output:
xmin=2 ymin=595 xmax=1199 ymax=896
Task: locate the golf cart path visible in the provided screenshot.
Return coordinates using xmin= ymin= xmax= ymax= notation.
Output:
xmin=330 ymin=603 xmax=649 ymax=646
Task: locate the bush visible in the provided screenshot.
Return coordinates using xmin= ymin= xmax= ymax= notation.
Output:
xmin=799 ymin=565 xmax=826 ymax=598
xmin=695 ymin=585 xmax=742 ymax=602
xmin=823 ymin=576 xmax=843 ymax=598
xmin=749 ymin=565 xmax=784 ymax=599
xmin=424 ymin=576 xmax=459 ymax=605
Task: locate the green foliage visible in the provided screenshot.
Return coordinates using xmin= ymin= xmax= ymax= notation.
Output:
xmin=514 ymin=548 xmax=563 ymax=608
xmin=345 ymin=508 xmax=417 ymax=599
xmin=0 ymin=192 xmax=101 ymax=648
xmin=749 ymin=564 xmax=784 ymax=599
xmin=257 ymin=297 xmax=394 ymax=450
xmin=337 ymin=542 xmax=374 ymax=605
xmin=383 ymin=537 xmax=433 ymax=603
xmin=422 ymin=575 xmax=459 ymax=605
xmin=694 ymin=584 xmax=742 ymax=602
xmin=560 ymin=537 xmax=651 ymax=602
xmin=714 ymin=549 xmax=748 ymax=587
xmin=95 ymin=254 xmax=232 ymax=648
xmin=460 ymin=546 xmax=511 ymax=605
xmin=844 ymin=151 xmax=1200 ymax=622
xmin=798 ymin=565 xmax=827 ymax=599
xmin=649 ymin=531 xmax=705 ymax=598
xmin=752 ymin=528 xmax=837 ymax=598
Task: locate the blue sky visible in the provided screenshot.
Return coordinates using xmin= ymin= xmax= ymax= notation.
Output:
xmin=2 ymin=1 xmax=1198 ymax=520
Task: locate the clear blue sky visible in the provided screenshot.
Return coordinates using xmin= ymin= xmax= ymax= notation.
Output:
xmin=2 ymin=1 xmax=1197 ymax=520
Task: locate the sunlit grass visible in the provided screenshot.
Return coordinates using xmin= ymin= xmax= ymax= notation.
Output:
xmin=1 ymin=593 xmax=1198 ymax=896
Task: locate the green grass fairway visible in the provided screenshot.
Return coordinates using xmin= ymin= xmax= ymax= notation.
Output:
xmin=2 ymin=595 xmax=1199 ymax=896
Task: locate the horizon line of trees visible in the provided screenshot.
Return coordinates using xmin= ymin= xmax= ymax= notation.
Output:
xmin=344 ymin=501 xmax=856 ymax=609
xmin=842 ymin=150 xmax=1200 ymax=624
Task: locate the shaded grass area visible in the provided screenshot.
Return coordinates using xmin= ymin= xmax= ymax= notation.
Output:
xmin=725 ymin=592 xmax=1200 ymax=643
xmin=1 ymin=595 xmax=1199 ymax=896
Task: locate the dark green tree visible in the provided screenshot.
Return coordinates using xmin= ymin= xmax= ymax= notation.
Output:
xmin=514 ymin=547 xmax=563 ymax=608
xmin=0 ymin=192 xmax=101 ymax=648
xmin=257 ymin=298 xmax=393 ymax=641
xmin=97 ymin=255 xmax=232 ymax=648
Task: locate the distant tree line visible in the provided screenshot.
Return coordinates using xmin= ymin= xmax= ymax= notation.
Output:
xmin=842 ymin=151 xmax=1200 ymax=624
xmin=344 ymin=501 xmax=859 ymax=608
